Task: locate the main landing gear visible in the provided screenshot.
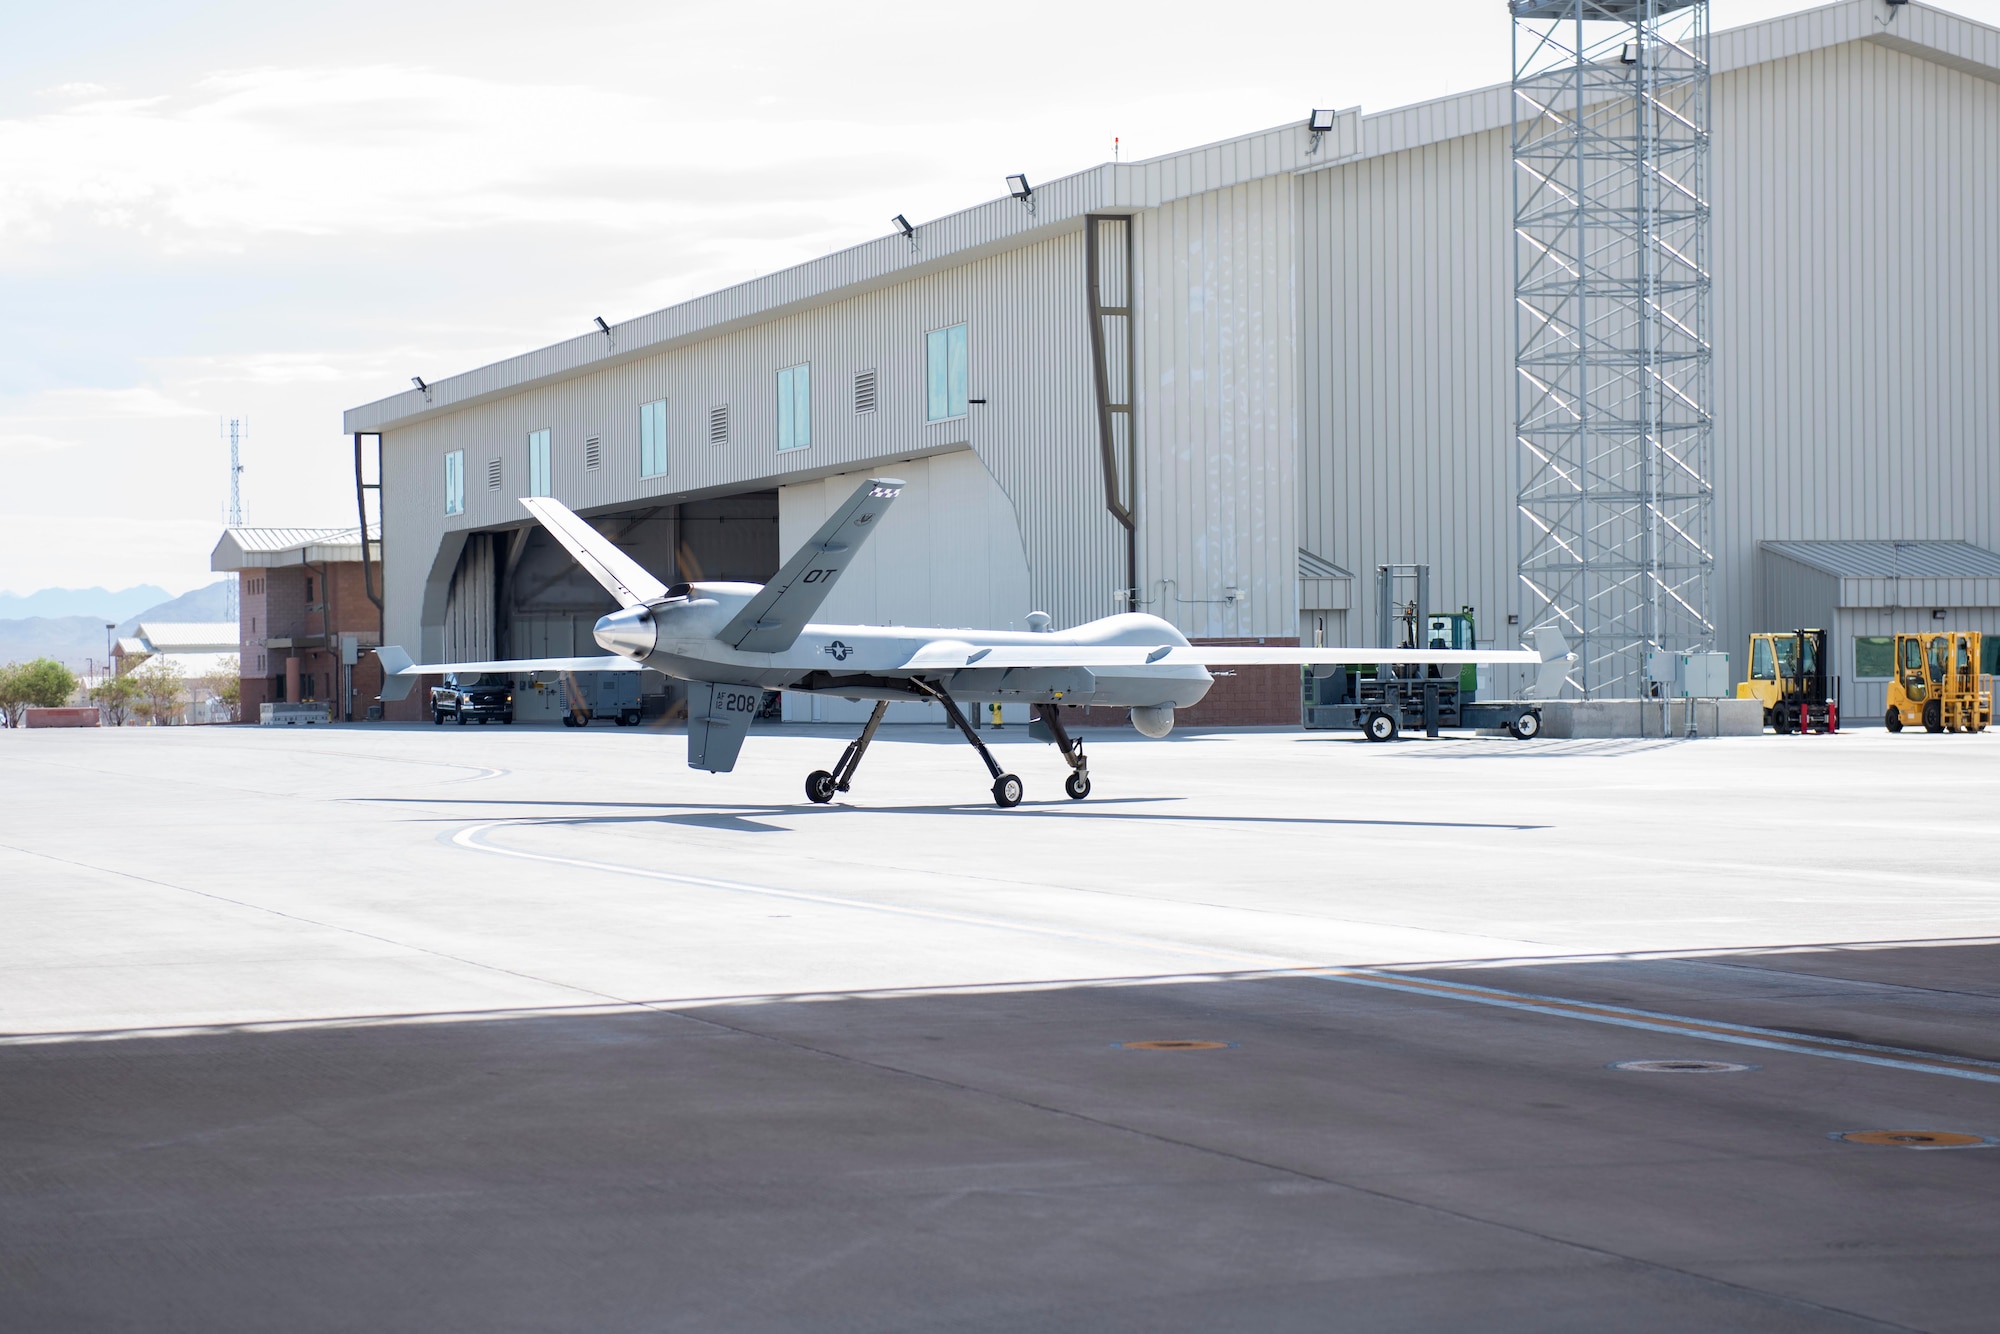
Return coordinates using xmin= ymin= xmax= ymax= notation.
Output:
xmin=805 ymin=700 xmax=889 ymax=805
xmin=803 ymin=688 xmax=1097 ymax=809
xmin=915 ymin=683 xmax=1024 ymax=807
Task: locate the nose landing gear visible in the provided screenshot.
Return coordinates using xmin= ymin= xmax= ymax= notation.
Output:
xmin=1035 ymin=703 xmax=1092 ymax=800
xmin=806 ymin=700 xmax=889 ymax=804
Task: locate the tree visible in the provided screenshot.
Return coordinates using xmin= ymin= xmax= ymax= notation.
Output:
xmin=0 ymin=658 xmax=79 ymax=727
xmin=200 ymin=656 xmax=242 ymax=723
xmin=128 ymin=657 xmax=187 ymax=726
xmin=90 ymin=675 xmax=139 ymax=727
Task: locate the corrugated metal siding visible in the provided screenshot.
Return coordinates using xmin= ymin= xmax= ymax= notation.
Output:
xmin=1134 ymin=175 xmax=1299 ymax=639
xmin=1297 ymin=27 xmax=1998 ymax=689
xmin=1298 ymin=122 xmax=1514 ymax=659
xmin=1713 ymin=35 xmax=2000 ymax=681
xmin=380 ymin=230 xmax=1123 ymax=650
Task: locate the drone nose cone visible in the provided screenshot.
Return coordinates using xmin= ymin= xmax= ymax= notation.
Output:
xmin=595 ymin=605 xmax=658 ymax=660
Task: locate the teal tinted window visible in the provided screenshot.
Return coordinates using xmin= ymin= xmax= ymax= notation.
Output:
xmin=1984 ymin=637 xmax=1999 ymax=676
xmin=925 ymin=324 xmax=967 ymax=421
xmin=527 ymin=428 xmax=551 ymax=497
xmin=640 ymin=399 xmax=668 ymax=477
xmin=1853 ymin=637 xmax=1893 ymax=679
xmin=777 ymin=364 xmax=811 ymax=451
xmin=444 ymin=450 xmax=464 ymax=515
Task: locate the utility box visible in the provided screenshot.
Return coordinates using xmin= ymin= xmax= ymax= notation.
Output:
xmin=1677 ymin=651 xmax=1731 ymax=699
xmin=1646 ymin=649 xmax=1730 ymax=698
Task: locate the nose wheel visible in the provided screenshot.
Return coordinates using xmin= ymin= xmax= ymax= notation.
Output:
xmin=1063 ymin=771 xmax=1091 ymax=800
xmin=992 ymin=774 xmax=1024 ymax=807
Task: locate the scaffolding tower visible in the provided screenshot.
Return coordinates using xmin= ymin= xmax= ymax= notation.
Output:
xmin=1511 ymin=0 xmax=1712 ymax=697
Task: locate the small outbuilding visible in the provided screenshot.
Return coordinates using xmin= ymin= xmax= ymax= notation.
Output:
xmin=1756 ymin=540 xmax=2000 ymax=726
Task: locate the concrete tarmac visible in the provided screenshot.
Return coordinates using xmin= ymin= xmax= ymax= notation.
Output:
xmin=2 ymin=721 xmax=1997 ymax=1331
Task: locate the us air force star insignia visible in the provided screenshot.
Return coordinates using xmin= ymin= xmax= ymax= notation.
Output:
xmin=823 ymin=640 xmax=854 ymax=661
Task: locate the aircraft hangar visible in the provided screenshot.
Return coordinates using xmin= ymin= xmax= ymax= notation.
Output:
xmin=341 ymin=0 xmax=2000 ymax=725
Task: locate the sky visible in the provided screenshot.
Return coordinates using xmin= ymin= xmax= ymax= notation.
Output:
xmin=3 ymin=0 xmax=1995 ymax=596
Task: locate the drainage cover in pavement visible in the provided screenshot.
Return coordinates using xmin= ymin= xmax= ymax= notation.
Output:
xmin=1610 ymin=1059 xmax=1756 ymax=1074
xmin=1115 ymin=1040 xmax=1234 ymax=1051
xmin=1832 ymin=1130 xmax=1995 ymax=1150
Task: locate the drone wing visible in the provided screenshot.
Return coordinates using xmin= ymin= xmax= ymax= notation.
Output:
xmin=898 ymin=643 xmax=1540 ymax=671
xmin=372 ymin=646 xmax=642 ymax=700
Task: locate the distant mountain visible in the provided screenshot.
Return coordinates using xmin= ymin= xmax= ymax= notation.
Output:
xmin=113 ymin=581 xmax=235 ymax=636
xmin=0 ymin=617 xmax=124 ymax=672
xmin=0 ymin=580 xmax=238 ymax=671
xmin=0 ymin=585 xmax=172 ymax=621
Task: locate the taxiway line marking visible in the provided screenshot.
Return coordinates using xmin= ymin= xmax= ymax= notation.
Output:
xmin=455 ymin=820 xmax=2000 ymax=1087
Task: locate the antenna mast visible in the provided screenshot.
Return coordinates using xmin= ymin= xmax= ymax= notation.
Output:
xmin=224 ymin=417 xmax=246 ymax=527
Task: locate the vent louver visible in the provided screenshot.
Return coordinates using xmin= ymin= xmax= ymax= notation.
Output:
xmin=853 ymin=369 xmax=878 ymax=415
xmin=487 ymin=458 xmax=502 ymax=490
xmin=708 ymin=405 xmax=729 ymax=446
xmin=584 ymin=435 xmax=602 ymax=470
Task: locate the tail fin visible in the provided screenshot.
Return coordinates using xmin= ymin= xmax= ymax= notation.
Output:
xmin=719 ymin=477 xmax=904 ymax=653
xmin=521 ymin=497 xmax=671 ymax=609
xmin=1528 ymin=626 xmax=1576 ymax=699
xmin=374 ymin=646 xmax=417 ymax=701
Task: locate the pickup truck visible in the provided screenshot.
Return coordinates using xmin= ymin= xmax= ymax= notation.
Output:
xmin=431 ymin=673 xmax=514 ymax=725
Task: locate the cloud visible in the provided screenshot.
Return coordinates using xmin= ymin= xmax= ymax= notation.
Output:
xmin=37 ymin=82 xmax=110 ymax=99
xmin=0 ymin=61 xmax=971 ymax=257
xmin=0 ymin=431 xmax=75 ymax=457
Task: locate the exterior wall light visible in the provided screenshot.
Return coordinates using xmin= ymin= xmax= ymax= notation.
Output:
xmin=891 ymin=214 xmax=914 ymax=239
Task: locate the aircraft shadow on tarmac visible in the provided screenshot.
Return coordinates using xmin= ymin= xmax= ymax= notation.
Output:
xmin=357 ymin=795 xmax=1550 ymax=833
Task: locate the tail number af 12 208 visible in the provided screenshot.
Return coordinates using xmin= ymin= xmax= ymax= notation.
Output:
xmin=709 ymin=687 xmax=762 ymax=718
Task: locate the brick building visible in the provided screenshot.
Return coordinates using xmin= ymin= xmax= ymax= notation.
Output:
xmin=210 ymin=527 xmax=384 ymax=721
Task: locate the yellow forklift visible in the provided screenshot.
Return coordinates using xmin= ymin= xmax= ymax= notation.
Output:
xmin=1884 ymin=631 xmax=1991 ymax=733
xmin=1738 ymin=628 xmax=1838 ymax=733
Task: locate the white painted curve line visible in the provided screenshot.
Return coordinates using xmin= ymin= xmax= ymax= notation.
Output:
xmin=1318 ymin=970 xmax=2000 ymax=1086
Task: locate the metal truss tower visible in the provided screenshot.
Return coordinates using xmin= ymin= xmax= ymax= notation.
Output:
xmin=1511 ymin=0 xmax=1713 ymax=696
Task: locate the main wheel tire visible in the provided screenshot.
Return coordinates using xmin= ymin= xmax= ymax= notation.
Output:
xmin=992 ymin=773 xmax=1024 ymax=808
xmin=1884 ymin=707 xmax=1903 ymax=733
xmin=1364 ymin=712 xmax=1399 ymax=743
xmin=1064 ymin=771 xmax=1091 ymax=801
xmin=433 ymin=710 xmax=444 ymax=726
xmin=1924 ymin=701 xmax=1943 ymax=733
xmin=478 ymin=716 xmax=488 ymax=725
xmin=620 ymin=712 xmax=638 ymax=727
xmin=805 ymin=770 xmax=837 ymax=804
xmin=456 ymin=710 xmax=467 ymax=726
xmin=1773 ymin=707 xmax=1793 ymax=735
xmin=502 ymin=715 xmax=513 ymax=725
xmin=1509 ymin=710 xmax=1541 ymax=740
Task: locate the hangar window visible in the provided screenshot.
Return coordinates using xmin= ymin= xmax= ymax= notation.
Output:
xmin=527 ymin=428 xmax=551 ymax=497
xmin=709 ymin=404 xmax=729 ymax=447
xmin=444 ymin=450 xmax=465 ymax=515
xmin=926 ymin=324 xmax=967 ymax=421
xmin=1854 ymin=637 xmax=1893 ymax=680
xmin=776 ymin=364 xmax=811 ymax=452
xmin=853 ymin=369 xmax=878 ymax=415
xmin=640 ymin=400 xmax=668 ymax=477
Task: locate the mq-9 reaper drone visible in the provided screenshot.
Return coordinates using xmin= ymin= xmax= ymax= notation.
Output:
xmin=378 ymin=477 xmax=1544 ymax=806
